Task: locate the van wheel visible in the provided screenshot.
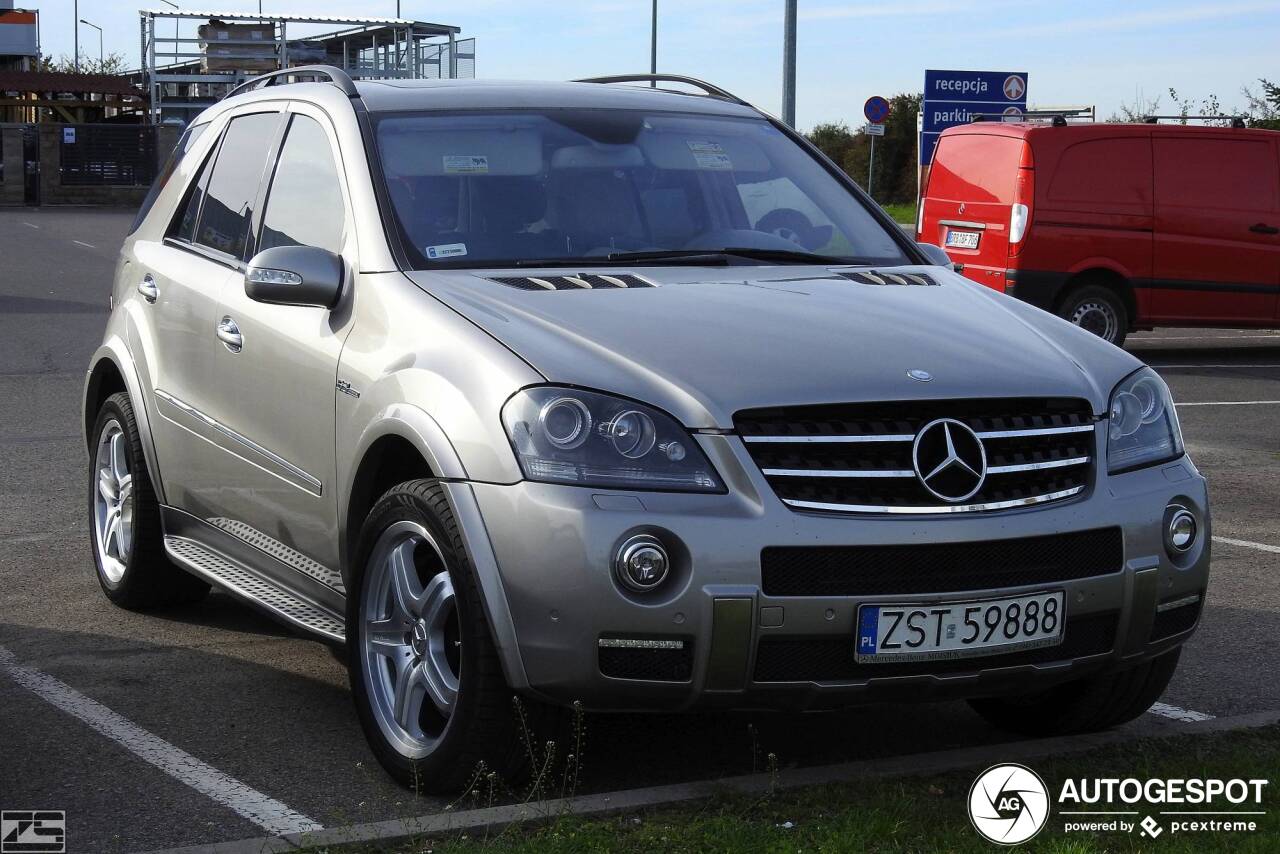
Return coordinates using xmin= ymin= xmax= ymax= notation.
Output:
xmin=89 ymin=392 xmax=210 ymax=608
xmin=348 ymin=479 xmax=544 ymax=793
xmin=1058 ymin=284 xmax=1128 ymax=346
xmin=968 ymin=649 xmax=1180 ymax=736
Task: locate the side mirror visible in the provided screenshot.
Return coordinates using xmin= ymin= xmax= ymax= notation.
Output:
xmin=915 ymin=241 xmax=953 ymax=268
xmin=245 ymin=245 xmax=343 ymax=308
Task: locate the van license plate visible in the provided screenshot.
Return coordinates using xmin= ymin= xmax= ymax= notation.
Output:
xmin=855 ymin=591 xmax=1064 ymax=663
xmin=945 ymin=230 xmax=980 ymax=249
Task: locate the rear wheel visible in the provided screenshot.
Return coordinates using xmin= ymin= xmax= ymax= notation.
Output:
xmin=89 ymin=392 xmax=209 ymax=608
xmin=968 ymin=649 xmax=1181 ymax=736
xmin=348 ymin=479 xmax=543 ymax=793
xmin=1058 ymin=283 xmax=1129 ymax=346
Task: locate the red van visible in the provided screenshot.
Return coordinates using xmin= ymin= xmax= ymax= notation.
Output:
xmin=919 ymin=121 xmax=1280 ymax=345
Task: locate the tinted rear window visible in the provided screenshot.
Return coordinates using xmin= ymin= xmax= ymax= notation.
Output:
xmin=196 ymin=112 xmax=281 ymax=260
xmin=129 ymin=123 xmax=208 ymax=234
xmin=928 ymin=134 xmax=1024 ymax=204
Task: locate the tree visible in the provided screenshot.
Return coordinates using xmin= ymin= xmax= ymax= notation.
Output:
xmin=38 ymin=52 xmax=129 ymax=76
xmin=805 ymin=93 xmax=921 ymax=204
xmin=1242 ymin=79 xmax=1280 ymax=130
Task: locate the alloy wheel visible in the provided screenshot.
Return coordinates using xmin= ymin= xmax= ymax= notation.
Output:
xmin=361 ymin=520 xmax=462 ymax=758
xmin=93 ymin=420 xmax=135 ymax=583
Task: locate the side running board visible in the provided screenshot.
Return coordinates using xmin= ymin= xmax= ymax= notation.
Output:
xmin=164 ymin=535 xmax=346 ymax=643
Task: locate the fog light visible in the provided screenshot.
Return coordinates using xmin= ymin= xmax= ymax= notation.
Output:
xmin=1165 ymin=507 xmax=1197 ymax=554
xmin=615 ymin=535 xmax=669 ymax=592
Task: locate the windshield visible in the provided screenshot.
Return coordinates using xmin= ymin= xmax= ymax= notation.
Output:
xmin=374 ymin=109 xmax=911 ymax=269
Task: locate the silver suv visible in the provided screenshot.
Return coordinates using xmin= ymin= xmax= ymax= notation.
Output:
xmin=84 ymin=68 xmax=1210 ymax=790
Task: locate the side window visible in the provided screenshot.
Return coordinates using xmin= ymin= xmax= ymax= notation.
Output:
xmin=195 ymin=112 xmax=281 ymax=260
xmin=131 ymin=123 xmax=208 ymax=234
xmin=173 ymin=148 xmax=212 ymax=243
xmin=1048 ymin=139 xmax=1151 ymax=206
xmin=259 ymin=115 xmax=346 ymax=255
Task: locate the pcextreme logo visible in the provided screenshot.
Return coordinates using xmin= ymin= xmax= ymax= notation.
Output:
xmin=967 ymin=765 xmax=1271 ymax=846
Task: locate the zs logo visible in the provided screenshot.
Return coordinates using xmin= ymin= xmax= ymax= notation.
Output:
xmin=1 ymin=811 xmax=65 ymax=853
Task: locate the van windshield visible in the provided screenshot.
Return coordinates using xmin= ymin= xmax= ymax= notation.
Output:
xmin=374 ymin=109 xmax=910 ymax=269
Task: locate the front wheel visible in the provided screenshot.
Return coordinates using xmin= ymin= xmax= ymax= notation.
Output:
xmin=968 ymin=648 xmax=1181 ymax=736
xmin=1057 ymin=283 xmax=1129 ymax=346
xmin=348 ymin=479 xmax=534 ymax=792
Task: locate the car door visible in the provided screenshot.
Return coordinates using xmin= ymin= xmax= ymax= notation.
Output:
xmin=130 ymin=114 xmax=281 ymax=513
xmin=201 ymin=104 xmax=356 ymax=575
xmin=1152 ymin=133 xmax=1280 ymax=324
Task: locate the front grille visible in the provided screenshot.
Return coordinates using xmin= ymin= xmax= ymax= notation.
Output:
xmin=754 ymin=612 xmax=1117 ymax=682
xmin=598 ymin=639 xmax=693 ymax=682
xmin=736 ymin=398 xmax=1096 ymax=514
xmin=1150 ymin=599 xmax=1202 ymax=641
xmin=762 ymin=528 xmax=1123 ymax=597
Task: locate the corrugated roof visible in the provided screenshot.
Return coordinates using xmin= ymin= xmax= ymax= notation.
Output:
xmin=0 ymin=70 xmax=147 ymax=97
xmin=143 ymin=10 xmax=419 ymax=25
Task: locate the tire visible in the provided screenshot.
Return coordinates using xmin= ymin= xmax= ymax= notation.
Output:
xmin=1057 ymin=283 xmax=1129 ymax=347
xmin=347 ymin=479 xmax=549 ymax=793
xmin=88 ymin=392 xmax=210 ymax=609
xmin=968 ymin=648 xmax=1181 ymax=737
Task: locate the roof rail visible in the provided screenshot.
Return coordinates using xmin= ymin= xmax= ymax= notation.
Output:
xmin=225 ymin=65 xmax=359 ymax=100
xmin=972 ymin=108 xmax=1094 ymax=127
xmin=1142 ymin=114 xmax=1247 ymax=129
xmin=573 ymin=74 xmax=750 ymax=106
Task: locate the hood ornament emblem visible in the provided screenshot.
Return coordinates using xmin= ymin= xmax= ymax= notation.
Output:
xmin=907 ymin=369 xmax=933 ymax=382
xmin=912 ymin=418 xmax=987 ymax=502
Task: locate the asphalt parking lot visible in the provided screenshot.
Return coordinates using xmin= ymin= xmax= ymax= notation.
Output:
xmin=1 ymin=206 xmax=1278 ymax=852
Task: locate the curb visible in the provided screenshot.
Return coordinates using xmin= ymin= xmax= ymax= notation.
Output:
xmin=142 ymin=709 xmax=1280 ymax=854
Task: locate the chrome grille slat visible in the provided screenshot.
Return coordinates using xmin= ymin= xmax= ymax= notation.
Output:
xmin=736 ymin=398 xmax=1096 ymax=515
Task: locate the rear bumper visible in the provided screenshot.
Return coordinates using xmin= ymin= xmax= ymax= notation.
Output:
xmin=450 ymin=435 xmax=1210 ymax=712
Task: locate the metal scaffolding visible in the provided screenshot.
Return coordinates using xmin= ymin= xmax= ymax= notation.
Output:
xmin=139 ymin=8 xmax=473 ymax=124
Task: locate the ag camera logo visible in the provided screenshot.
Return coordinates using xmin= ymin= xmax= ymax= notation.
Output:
xmin=969 ymin=764 xmax=1050 ymax=845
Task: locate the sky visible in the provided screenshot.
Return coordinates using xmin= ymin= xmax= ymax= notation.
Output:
xmin=30 ymin=0 xmax=1280 ymax=129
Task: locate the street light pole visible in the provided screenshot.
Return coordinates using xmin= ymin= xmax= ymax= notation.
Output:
xmin=80 ymin=19 xmax=102 ymax=66
xmin=782 ymin=0 xmax=796 ymax=127
xmin=73 ymin=0 xmax=79 ymax=72
xmin=650 ymin=0 xmax=657 ymax=87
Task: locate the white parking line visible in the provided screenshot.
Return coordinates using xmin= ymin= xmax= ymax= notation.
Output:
xmin=1213 ymin=536 xmax=1280 ymax=555
xmin=0 ymin=645 xmax=322 ymax=836
xmin=72 ymin=240 xmax=97 ymax=249
xmin=1176 ymin=400 xmax=1280 ymax=407
xmin=1134 ymin=334 xmax=1280 ymax=341
xmin=22 ymin=221 xmax=38 ymax=229
xmin=1152 ymin=364 xmax=1280 ymax=369
xmin=1147 ymin=702 xmax=1216 ymax=723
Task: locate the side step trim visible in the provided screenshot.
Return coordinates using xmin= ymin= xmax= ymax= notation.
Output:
xmin=164 ymin=535 xmax=346 ymax=643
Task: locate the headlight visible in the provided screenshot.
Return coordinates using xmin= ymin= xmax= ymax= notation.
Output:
xmin=1107 ymin=367 xmax=1184 ymax=473
xmin=501 ymin=387 xmax=724 ymax=492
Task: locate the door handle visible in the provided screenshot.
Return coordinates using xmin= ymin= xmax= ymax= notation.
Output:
xmin=137 ymin=275 xmax=159 ymax=303
xmin=216 ymin=316 xmax=243 ymax=353
xmin=1249 ymin=222 xmax=1280 ymax=235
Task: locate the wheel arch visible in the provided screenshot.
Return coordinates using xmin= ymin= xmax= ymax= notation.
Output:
xmin=83 ymin=342 xmax=167 ymax=504
xmin=1057 ymin=268 xmax=1137 ymax=331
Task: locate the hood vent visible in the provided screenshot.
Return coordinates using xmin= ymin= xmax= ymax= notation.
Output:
xmin=489 ymin=273 xmax=655 ymax=291
xmin=834 ymin=270 xmax=938 ymax=287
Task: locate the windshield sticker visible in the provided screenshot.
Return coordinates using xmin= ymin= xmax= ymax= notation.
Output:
xmin=426 ymin=243 xmax=468 ymax=260
xmin=686 ymin=140 xmax=733 ymax=170
xmin=443 ymin=155 xmax=489 ymax=174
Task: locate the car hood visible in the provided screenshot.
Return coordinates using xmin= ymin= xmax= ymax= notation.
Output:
xmin=405 ymin=265 xmax=1142 ymax=429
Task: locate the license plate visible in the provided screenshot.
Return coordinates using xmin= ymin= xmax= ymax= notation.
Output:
xmin=945 ymin=230 xmax=980 ymax=249
xmin=856 ymin=591 xmax=1064 ymax=663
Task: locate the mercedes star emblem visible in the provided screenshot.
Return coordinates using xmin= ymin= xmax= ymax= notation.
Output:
xmin=912 ymin=418 xmax=988 ymax=502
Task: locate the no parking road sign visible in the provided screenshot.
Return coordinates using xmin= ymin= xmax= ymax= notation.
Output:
xmin=920 ymin=69 xmax=1028 ymax=165
xmin=864 ymin=95 xmax=891 ymax=124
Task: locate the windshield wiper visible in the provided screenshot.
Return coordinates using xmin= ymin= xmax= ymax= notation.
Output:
xmin=604 ymin=247 xmax=847 ymax=265
xmin=509 ymin=252 xmax=729 ymax=267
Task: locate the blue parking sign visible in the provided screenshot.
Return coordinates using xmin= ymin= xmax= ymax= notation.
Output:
xmin=920 ymin=69 xmax=1027 ymax=165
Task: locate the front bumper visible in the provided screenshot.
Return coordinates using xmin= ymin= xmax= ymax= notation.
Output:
xmin=450 ymin=433 xmax=1210 ymax=712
